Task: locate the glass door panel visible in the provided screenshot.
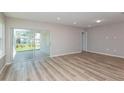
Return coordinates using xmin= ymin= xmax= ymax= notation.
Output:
xmin=34 ymin=32 xmax=41 ymax=61
xmin=13 ymin=29 xmax=34 ymax=62
xmin=13 ymin=29 xmax=50 ymax=63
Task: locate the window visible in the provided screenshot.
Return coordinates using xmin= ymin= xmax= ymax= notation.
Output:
xmin=0 ymin=22 xmax=5 ymax=58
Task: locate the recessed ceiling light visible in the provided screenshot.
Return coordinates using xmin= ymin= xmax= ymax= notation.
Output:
xmin=73 ymin=22 xmax=77 ymax=25
xmin=57 ymin=17 xmax=61 ymax=21
xmin=96 ymin=19 xmax=102 ymax=23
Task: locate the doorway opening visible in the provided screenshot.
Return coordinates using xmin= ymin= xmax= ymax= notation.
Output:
xmin=82 ymin=32 xmax=87 ymax=52
xmin=12 ymin=28 xmax=50 ymax=63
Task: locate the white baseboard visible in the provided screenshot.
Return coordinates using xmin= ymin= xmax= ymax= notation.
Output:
xmin=50 ymin=51 xmax=82 ymax=57
xmin=87 ymin=50 xmax=124 ymax=59
xmin=0 ymin=63 xmax=12 ymax=75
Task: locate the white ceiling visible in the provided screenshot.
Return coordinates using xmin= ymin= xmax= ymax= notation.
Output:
xmin=4 ymin=12 xmax=124 ymax=28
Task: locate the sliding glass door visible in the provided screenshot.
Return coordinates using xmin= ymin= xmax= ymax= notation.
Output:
xmin=13 ymin=29 xmax=34 ymax=62
xmin=34 ymin=32 xmax=41 ymax=61
xmin=12 ymin=28 xmax=50 ymax=63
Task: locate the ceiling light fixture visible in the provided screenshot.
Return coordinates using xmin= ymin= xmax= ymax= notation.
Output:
xmin=96 ymin=19 xmax=102 ymax=23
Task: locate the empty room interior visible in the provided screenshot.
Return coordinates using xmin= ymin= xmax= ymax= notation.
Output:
xmin=0 ymin=12 xmax=124 ymax=81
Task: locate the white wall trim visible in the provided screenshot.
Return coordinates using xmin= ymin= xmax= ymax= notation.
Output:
xmin=50 ymin=51 xmax=82 ymax=57
xmin=87 ymin=50 xmax=124 ymax=59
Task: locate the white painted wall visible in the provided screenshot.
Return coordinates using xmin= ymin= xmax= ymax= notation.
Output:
xmin=86 ymin=23 xmax=124 ymax=58
xmin=6 ymin=17 xmax=85 ymax=62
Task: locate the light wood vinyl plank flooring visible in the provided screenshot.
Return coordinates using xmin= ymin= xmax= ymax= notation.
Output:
xmin=0 ymin=52 xmax=124 ymax=81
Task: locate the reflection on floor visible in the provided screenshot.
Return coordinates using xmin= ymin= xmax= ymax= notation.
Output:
xmin=14 ymin=50 xmax=49 ymax=63
xmin=1 ymin=52 xmax=124 ymax=81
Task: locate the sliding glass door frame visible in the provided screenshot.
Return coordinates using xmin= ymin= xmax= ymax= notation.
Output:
xmin=10 ymin=28 xmax=50 ymax=62
xmin=11 ymin=28 xmax=34 ymax=62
